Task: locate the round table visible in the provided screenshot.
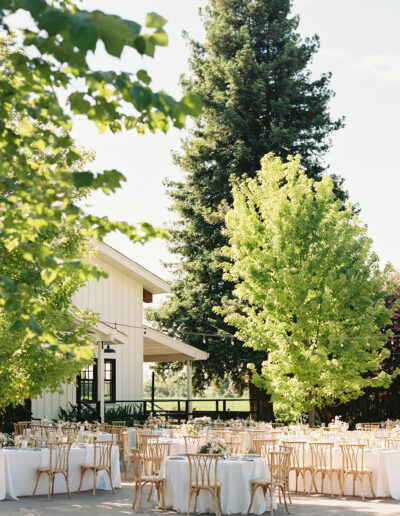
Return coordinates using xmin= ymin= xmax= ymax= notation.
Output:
xmin=159 ymin=456 xmax=275 ymax=514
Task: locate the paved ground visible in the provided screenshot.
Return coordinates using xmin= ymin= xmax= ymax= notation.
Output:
xmin=0 ymin=480 xmax=399 ymax=515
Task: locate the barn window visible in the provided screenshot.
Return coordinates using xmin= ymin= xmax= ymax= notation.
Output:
xmin=77 ymin=359 xmax=116 ymax=403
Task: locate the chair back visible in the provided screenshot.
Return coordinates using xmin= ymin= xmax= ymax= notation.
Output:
xmin=360 ymin=423 xmax=380 ymax=431
xmin=385 ymin=439 xmax=400 ymax=450
xmin=132 ymin=448 xmax=144 ymax=481
xmin=187 ymin=453 xmax=220 ymax=488
xmin=248 ymin=430 xmax=266 ymax=452
xmin=271 ymin=423 xmax=284 ymax=429
xmin=269 ymin=450 xmax=291 ymax=486
xmin=93 ymin=440 xmax=114 ymax=469
xmin=13 ymin=421 xmax=31 ymax=436
xmin=147 ymin=441 xmax=171 ymax=474
xmin=140 ymin=433 xmax=160 ymax=453
xmin=112 ymin=421 xmax=126 ymax=427
xmin=61 ymin=426 xmax=75 ymax=436
xmin=100 ymin=423 xmax=112 ymax=433
xmin=183 ymin=435 xmax=206 ymax=453
xmin=136 ymin=430 xmax=153 ymax=450
xmin=255 ymin=439 xmax=277 ymax=466
xmin=309 ymin=442 xmax=334 ymax=471
xmin=223 ymin=433 xmax=243 ymax=455
xmin=48 ymin=441 xmax=72 ymax=472
xmin=208 ymin=430 xmax=225 ymax=440
xmin=282 ymin=441 xmax=305 ymax=469
xmin=340 ymin=443 xmax=365 ymax=473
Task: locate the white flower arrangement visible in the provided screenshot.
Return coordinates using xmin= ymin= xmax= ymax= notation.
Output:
xmin=176 ymin=424 xmax=199 ymax=437
xmin=198 ymin=439 xmax=229 ymax=457
xmin=0 ymin=432 xmax=8 ymax=447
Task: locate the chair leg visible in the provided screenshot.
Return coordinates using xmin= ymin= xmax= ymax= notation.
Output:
xmin=106 ymin=467 xmax=115 ymax=494
xmin=360 ymin=473 xmax=365 ymax=501
xmin=281 ymin=485 xmax=290 ymax=515
xmin=64 ymin=472 xmax=72 ymax=498
xmin=132 ymin=481 xmax=139 ymax=510
xmin=51 ymin=473 xmax=56 ymax=496
xmin=125 ymin=457 xmax=130 ymax=480
xmin=187 ymin=487 xmax=194 ymax=516
xmin=213 ymin=491 xmax=219 ymax=516
xmin=353 ymin=473 xmax=356 ymax=497
xmin=32 ymin=470 xmax=42 ymax=497
xmin=269 ymin=485 xmax=274 ymax=516
xmin=79 ymin=467 xmax=88 ymax=492
xmin=368 ymin=472 xmax=376 ymax=498
xmin=218 ymin=486 xmax=223 ymax=516
xmin=247 ymin=484 xmax=257 ymax=514
xmin=137 ymin=483 xmax=143 ymax=513
xmin=47 ymin=472 xmax=52 ymax=500
xmin=93 ymin=469 xmax=97 ymax=495
xmin=193 ymin=488 xmax=200 ymax=514
xmin=160 ymin=480 xmax=167 ymax=511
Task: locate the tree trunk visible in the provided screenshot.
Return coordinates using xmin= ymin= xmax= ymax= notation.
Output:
xmin=249 ymin=382 xmax=275 ymax=421
xmin=308 ymin=408 xmax=316 ymax=428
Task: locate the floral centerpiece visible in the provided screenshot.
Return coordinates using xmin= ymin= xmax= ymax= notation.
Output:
xmin=0 ymin=432 xmax=8 ymax=448
xmin=198 ymin=439 xmax=229 ymax=458
xmin=193 ymin=416 xmax=212 ymax=426
xmin=176 ymin=424 xmax=199 ymax=438
xmin=391 ymin=425 xmax=400 ymax=438
xmin=146 ymin=413 xmax=164 ymax=429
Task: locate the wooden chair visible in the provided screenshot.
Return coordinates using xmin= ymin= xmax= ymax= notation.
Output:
xmin=187 ymin=453 xmax=222 ymax=516
xmin=136 ymin=429 xmax=154 ymax=451
xmin=308 ymin=442 xmax=340 ymax=497
xmin=123 ymin=431 xmax=135 ymax=480
xmin=32 ymin=441 xmax=72 ymax=500
xmin=112 ymin=425 xmax=128 ymax=462
xmin=183 ymin=435 xmax=206 ymax=454
xmin=100 ymin=423 xmax=112 ymax=433
xmin=271 ymin=423 xmax=285 ymax=429
xmin=248 ymin=430 xmax=266 ymax=453
xmin=112 ymin=421 xmax=126 ymax=427
xmin=248 ymin=449 xmax=291 ymax=516
xmin=282 ymin=441 xmax=311 ymax=494
xmin=360 ymin=423 xmax=380 ymax=431
xmin=385 ymin=438 xmax=400 ymax=450
xmin=339 ymin=444 xmax=375 ymax=501
xmin=254 ymin=439 xmax=276 ymax=462
xmin=132 ymin=448 xmax=167 ymax=511
xmin=13 ymin=421 xmax=31 ymax=436
xmin=224 ymin=433 xmax=243 ymax=455
xmin=78 ymin=440 xmax=115 ymax=495
xmin=30 ymin=423 xmax=47 ymax=445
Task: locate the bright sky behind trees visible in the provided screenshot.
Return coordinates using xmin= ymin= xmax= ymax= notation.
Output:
xmin=75 ymin=0 xmax=400 ymax=280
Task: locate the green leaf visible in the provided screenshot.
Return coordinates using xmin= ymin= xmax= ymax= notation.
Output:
xmin=146 ymin=12 xmax=167 ymax=29
xmin=70 ymin=19 xmax=98 ymax=53
xmin=130 ymin=84 xmax=152 ymax=111
xmin=68 ymin=92 xmax=91 ymax=114
xmin=72 ymin=171 xmax=94 ymax=188
xmin=137 ymin=69 xmax=152 ymax=85
xmin=179 ymin=93 xmax=203 ymax=117
xmin=92 ymin=12 xmax=134 ymax=58
xmin=23 ymin=0 xmax=47 ymax=17
xmin=38 ymin=9 xmax=71 ymax=37
xmin=0 ymin=276 xmax=16 ymax=291
xmin=29 ymin=315 xmax=42 ymax=335
xmin=151 ymin=29 xmax=168 ymax=47
xmin=41 ymin=268 xmax=58 ymax=285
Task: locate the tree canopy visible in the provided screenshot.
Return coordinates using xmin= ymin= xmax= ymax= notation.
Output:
xmin=0 ymin=1 xmax=201 ymax=407
xmin=150 ymin=0 xmax=343 ymax=417
xmin=220 ymin=154 xmax=397 ymax=422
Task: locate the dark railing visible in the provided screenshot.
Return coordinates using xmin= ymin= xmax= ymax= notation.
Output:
xmin=78 ymin=398 xmax=258 ymax=424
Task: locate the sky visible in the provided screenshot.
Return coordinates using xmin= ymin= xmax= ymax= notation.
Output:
xmin=72 ymin=0 xmax=400 ymax=282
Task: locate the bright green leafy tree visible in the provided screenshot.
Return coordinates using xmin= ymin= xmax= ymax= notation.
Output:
xmin=150 ymin=0 xmax=343 ymax=419
xmin=0 ymin=0 xmax=201 ymax=407
xmin=220 ymin=154 xmax=397 ymax=424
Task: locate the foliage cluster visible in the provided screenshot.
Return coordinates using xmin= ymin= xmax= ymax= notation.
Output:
xmin=220 ymin=154 xmax=398 ymax=420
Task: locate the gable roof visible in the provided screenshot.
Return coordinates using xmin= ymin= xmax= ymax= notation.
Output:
xmin=94 ymin=241 xmax=170 ymax=295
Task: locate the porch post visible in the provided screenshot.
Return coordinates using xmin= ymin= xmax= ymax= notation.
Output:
xmin=186 ymin=360 xmax=193 ymax=420
xmin=97 ymin=341 xmax=105 ymax=423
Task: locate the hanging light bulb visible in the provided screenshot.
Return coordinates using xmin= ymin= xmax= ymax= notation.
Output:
xmin=203 ymin=334 xmax=206 ymax=345
xmin=340 ymin=338 xmax=344 ymax=348
xmin=366 ymin=338 xmax=370 ymax=347
xmin=231 ymin=336 xmax=234 ymax=346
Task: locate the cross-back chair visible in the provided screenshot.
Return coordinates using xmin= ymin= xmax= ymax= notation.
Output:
xmin=248 ymin=449 xmax=291 ymax=516
xmin=187 ymin=453 xmax=222 ymax=516
xmin=131 ymin=447 xmax=167 ymax=511
xmin=13 ymin=421 xmax=31 ymax=436
xmin=183 ymin=435 xmax=206 ymax=454
xmin=282 ymin=441 xmax=311 ymax=494
xmin=32 ymin=441 xmax=73 ymax=500
xmin=248 ymin=430 xmax=266 ymax=453
xmin=78 ymin=440 xmax=115 ymax=495
xmin=339 ymin=443 xmax=375 ymax=501
xmin=308 ymin=442 xmax=340 ymax=497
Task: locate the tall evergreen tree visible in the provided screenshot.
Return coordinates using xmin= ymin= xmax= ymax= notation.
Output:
xmin=150 ymin=0 xmax=344 ymax=419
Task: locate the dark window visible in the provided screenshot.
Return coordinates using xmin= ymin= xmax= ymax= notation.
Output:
xmin=78 ymin=359 xmax=116 ymax=403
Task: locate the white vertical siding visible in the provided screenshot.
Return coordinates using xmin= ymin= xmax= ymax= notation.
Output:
xmin=32 ymin=256 xmax=144 ymax=420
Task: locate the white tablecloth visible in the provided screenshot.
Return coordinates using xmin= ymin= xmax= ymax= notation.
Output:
xmin=289 ymin=446 xmax=400 ymax=499
xmin=160 ymin=456 xmax=276 ymax=514
xmin=0 ymin=445 xmax=121 ymax=500
xmin=127 ymin=428 xmax=163 ymax=448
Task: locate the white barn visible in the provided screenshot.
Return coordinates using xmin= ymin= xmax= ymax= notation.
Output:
xmin=31 ymin=241 xmax=208 ymax=421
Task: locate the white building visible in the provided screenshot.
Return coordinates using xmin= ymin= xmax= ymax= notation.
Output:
xmin=31 ymin=241 xmax=208 ymax=421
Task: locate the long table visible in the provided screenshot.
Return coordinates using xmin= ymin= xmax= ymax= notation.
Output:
xmin=0 ymin=444 xmax=121 ymax=500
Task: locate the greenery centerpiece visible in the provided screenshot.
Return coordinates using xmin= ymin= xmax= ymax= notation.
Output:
xmin=198 ymin=439 xmax=228 ymax=457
